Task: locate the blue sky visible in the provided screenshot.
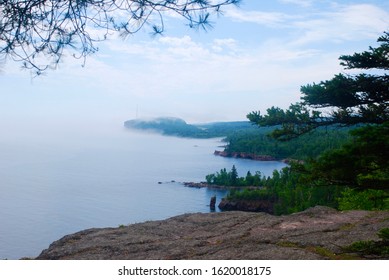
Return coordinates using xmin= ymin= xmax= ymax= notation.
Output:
xmin=1 ymin=0 xmax=389 ymax=132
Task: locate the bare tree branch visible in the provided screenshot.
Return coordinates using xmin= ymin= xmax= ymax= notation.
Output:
xmin=0 ymin=0 xmax=240 ymax=74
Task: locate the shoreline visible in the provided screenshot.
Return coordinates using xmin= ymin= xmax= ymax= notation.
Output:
xmin=213 ymin=150 xmax=294 ymax=163
xmin=183 ymin=181 xmax=262 ymax=190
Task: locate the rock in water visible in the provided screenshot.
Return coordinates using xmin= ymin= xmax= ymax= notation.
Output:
xmin=210 ymin=196 xmax=216 ymax=210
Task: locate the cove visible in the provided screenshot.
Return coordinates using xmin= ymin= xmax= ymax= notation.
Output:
xmin=0 ymin=128 xmax=286 ymax=259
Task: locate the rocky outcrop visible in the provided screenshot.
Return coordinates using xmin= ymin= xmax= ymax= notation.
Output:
xmin=183 ymin=182 xmax=215 ymax=188
xmin=218 ymin=198 xmax=275 ymax=214
xmin=36 ymin=206 xmax=389 ymax=260
xmin=183 ymin=182 xmax=261 ymax=190
xmin=214 ymin=150 xmax=278 ymax=161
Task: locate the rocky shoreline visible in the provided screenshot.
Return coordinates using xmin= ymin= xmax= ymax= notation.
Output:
xmin=36 ymin=206 xmax=389 ymax=260
xmin=213 ymin=150 xmax=298 ymax=164
xmin=218 ymin=198 xmax=275 ymax=214
xmin=214 ymin=150 xmax=278 ymax=161
xmin=183 ymin=181 xmax=261 ymax=190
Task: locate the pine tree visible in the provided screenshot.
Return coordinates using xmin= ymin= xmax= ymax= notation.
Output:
xmin=248 ymin=32 xmax=389 ymax=190
xmin=248 ymin=32 xmax=389 ymax=141
xmin=0 ymin=0 xmax=240 ymax=74
xmin=230 ymin=165 xmax=238 ymax=186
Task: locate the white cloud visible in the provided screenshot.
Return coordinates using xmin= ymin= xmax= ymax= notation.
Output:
xmin=212 ymin=38 xmax=237 ymax=52
xmin=279 ymin=0 xmax=313 ymax=8
xmin=225 ymin=6 xmax=294 ymax=27
xmin=157 ymin=35 xmax=211 ymax=61
xmin=159 ymin=35 xmax=195 ymax=47
xmin=341 ymin=4 xmax=389 ymax=35
xmin=292 ymin=4 xmax=389 ymax=45
xmin=3 ymin=1 xmax=387 ymax=123
xmin=83 ymin=34 xmax=343 ymax=116
xmin=224 ymin=3 xmax=389 ymax=45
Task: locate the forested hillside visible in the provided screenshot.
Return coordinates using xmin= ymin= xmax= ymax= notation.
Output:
xmin=124 ymin=117 xmax=253 ymax=138
xmin=216 ymin=32 xmax=389 ymax=216
xmin=124 ymin=117 xmax=353 ymax=161
xmin=224 ymin=125 xmax=353 ymax=160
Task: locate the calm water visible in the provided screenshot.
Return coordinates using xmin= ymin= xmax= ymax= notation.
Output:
xmin=0 ymin=127 xmax=286 ymax=259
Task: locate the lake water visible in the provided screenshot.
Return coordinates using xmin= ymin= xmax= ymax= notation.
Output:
xmin=0 ymin=127 xmax=286 ymax=259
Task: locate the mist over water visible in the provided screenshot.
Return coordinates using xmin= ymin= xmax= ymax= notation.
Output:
xmin=0 ymin=124 xmax=286 ymax=259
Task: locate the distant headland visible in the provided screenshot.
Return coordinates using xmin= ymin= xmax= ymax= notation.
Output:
xmin=123 ymin=117 xmax=253 ymax=139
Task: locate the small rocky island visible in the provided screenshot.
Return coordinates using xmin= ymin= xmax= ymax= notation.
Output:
xmin=36 ymin=207 xmax=389 ymax=260
xmin=183 ymin=182 xmax=271 ymax=212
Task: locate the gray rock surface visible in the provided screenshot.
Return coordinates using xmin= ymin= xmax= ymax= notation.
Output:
xmin=36 ymin=206 xmax=389 ymax=260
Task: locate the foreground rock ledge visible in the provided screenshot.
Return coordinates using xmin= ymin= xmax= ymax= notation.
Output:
xmin=36 ymin=206 xmax=389 ymax=260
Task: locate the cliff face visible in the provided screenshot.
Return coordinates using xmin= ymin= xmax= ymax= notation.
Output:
xmin=36 ymin=206 xmax=389 ymax=260
xmin=218 ymin=198 xmax=275 ymax=214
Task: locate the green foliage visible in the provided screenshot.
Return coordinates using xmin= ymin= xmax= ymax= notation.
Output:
xmin=248 ymin=32 xmax=389 ymax=140
xmin=247 ymin=103 xmax=322 ymax=140
xmin=337 ymin=188 xmax=389 ymax=211
xmin=225 ymin=125 xmax=352 ymax=160
xmin=205 ymin=165 xmax=265 ymax=186
xmin=215 ymin=33 xmax=389 ymax=215
xmin=219 ymin=164 xmax=344 ymax=215
xmin=266 ymin=166 xmax=344 ymax=215
xmin=230 ymin=165 xmax=238 ymax=186
xmin=378 ymin=228 xmax=389 ymax=242
xmin=345 ymin=228 xmax=389 ymax=259
xmin=222 ymin=139 xmax=388 ymax=215
xmin=227 ymin=188 xmax=272 ymax=201
xmin=339 ymin=32 xmax=389 ymax=70
xmin=243 ymin=32 xmax=389 ymax=209
xmin=222 ymin=133 xmax=389 ymax=215
xmin=305 ymin=123 xmax=389 ymax=189
xmin=300 ymin=74 xmax=389 ymax=125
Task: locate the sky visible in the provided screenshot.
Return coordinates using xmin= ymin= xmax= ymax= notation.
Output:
xmin=1 ymin=0 xmax=389 ymax=133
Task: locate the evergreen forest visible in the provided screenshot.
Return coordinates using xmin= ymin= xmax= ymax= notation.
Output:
xmin=210 ymin=33 xmax=389 ymax=214
xmin=223 ymin=125 xmax=354 ymax=160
